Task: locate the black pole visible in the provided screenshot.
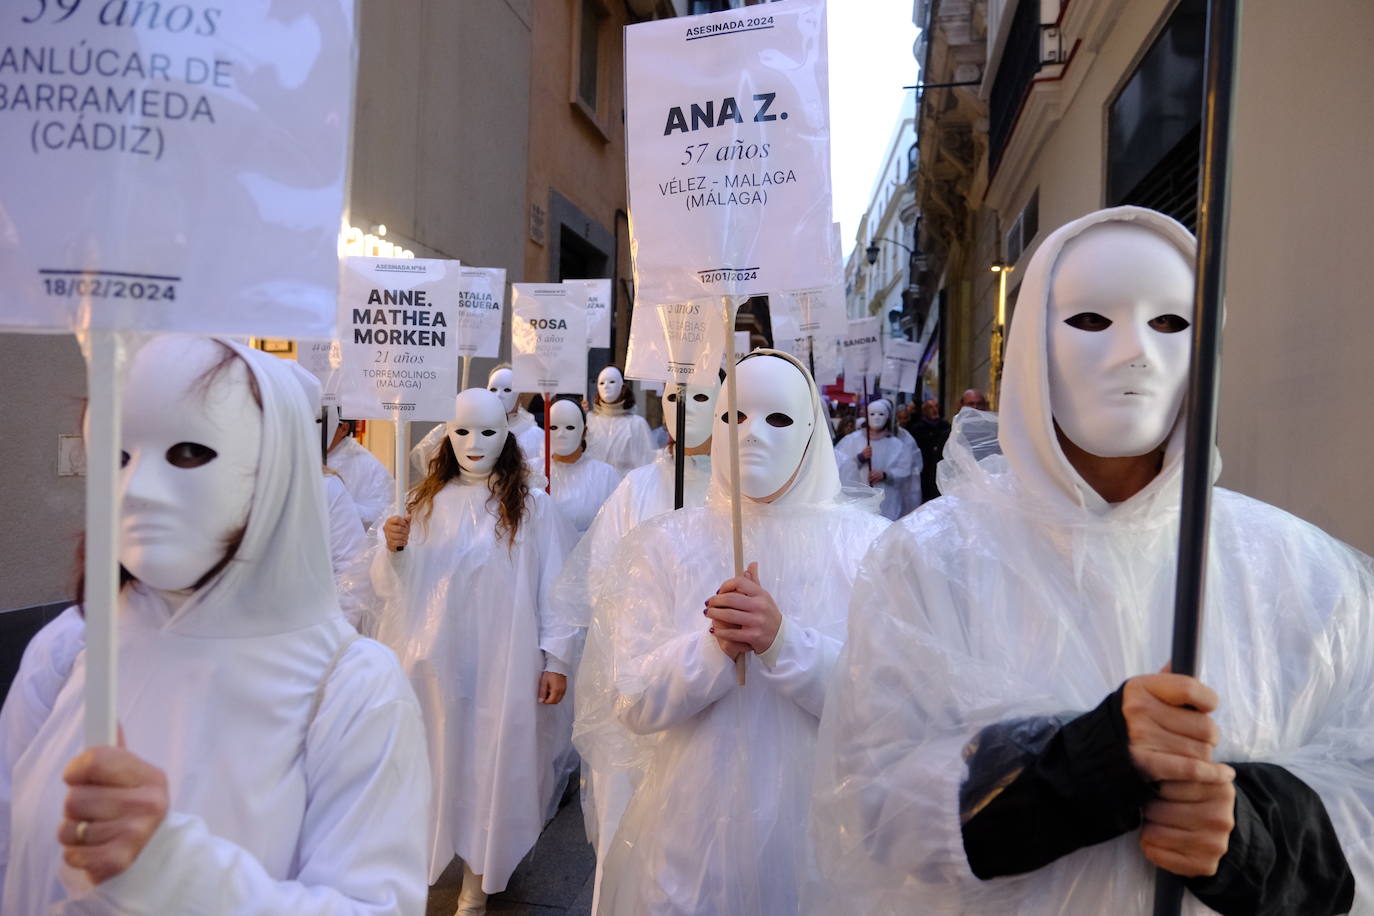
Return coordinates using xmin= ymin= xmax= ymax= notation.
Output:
xmin=320 ymin=407 xmax=329 ymax=464
xmin=1154 ymin=1 xmax=1241 ymax=913
xmin=673 ymin=385 xmax=687 ymax=510
xmin=807 ymin=335 xmax=816 ymax=382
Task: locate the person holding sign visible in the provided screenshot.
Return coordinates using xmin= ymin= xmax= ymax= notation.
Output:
xmin=834 ymin=398 xmax=920 ymax=520
xmin=372 ymin=388 xmax=578 ymax=914
xmin=809 ymin=208 xmax=1371 ymax=915
xmin=588 ymin=352 xmax=888 ymax=915
xmin=586 ymin=367 xmax=655 ymax=475
xmin=531 ymin=398 xmax=620 ymax=535
xmin=325 ymin=408 xmax=395 ymax=530
xmin=550 ymin=374 xmax=722 ymax=912
xmin=0 ymin=337 xmax=430 ymax=914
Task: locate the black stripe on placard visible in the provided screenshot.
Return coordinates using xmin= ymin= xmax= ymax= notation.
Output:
xmin=39 ymin=269 xmax=182 ymax=281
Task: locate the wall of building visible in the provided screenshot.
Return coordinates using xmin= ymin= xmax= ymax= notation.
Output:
xmin=525 ymin=0 xmax=634 ymax=386
xmin=0 ymin=334 xmax=87 ymax=613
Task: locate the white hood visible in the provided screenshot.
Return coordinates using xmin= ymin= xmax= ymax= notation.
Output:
xmin=998 ymin=205 xmax=1199 ymax=516
xmin=161 ymin=339 xmax=339 ymax=637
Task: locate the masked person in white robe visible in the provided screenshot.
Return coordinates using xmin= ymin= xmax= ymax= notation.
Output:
xmin=550 ymin=375 xmax=721 ymax=913
xmin=374 ymin=388 xmax=578 ymax=915
xmin=530 ymin=398 xmax=620 ymax=535
xmin=410 ymin=365 xmax=545 ymax=477
xmin=810 ymin=207 xmax=1372 ymax=915
xmin=0 ymin=336 xmax=430 ymax=915
xmin=834 ymin=397 xmax=919 ymax=520
xmin=585 ymin=351 xmax=888 ymax=915
xmin=585 ymin=366 xmax=654 ymax=475
xmin=325 ymin=407 xmax=394 ymax=531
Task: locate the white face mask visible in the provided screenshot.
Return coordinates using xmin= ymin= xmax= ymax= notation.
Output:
xmin=487 ymin=367 xmax=519 ymax=415
xmin=661 ymin=379 xmax=721 ymax=449
xmin=1047 ymin=222 xmax=1194 ymax=458
xmin=118 ymin=337 xmax=261 ymax=592
xmin=597 ymin=366 xmax=624 ymax=403
xmin=717 ymin=355 xmax=814 ymax=500
xmin=549 ymin=399 xmax=585 ymax=457
xmin=866 ymin=399 xmax=891 ymax=437
xmin=447 ymin=388 xmax=510 ymax=478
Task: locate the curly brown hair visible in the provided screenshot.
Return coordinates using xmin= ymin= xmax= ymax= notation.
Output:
xmin=407 ymin=431 xmax=530 ymax=547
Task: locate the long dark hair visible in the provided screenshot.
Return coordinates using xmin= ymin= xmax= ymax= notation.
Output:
xmin=407 ymin=432 xmax=530 ymax=547
xmin=75 ymin=342 xmax=261 ymax=610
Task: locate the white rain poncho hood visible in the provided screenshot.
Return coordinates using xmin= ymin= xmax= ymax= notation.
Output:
xmin=371 ymin=460 xmax=577 ymax=893
xmin=1 ymin=338 xmax=430 ymax=915
xmin=588 ymin=349 xmax=890 ymax=915
xmin=809 ymin=207 xmax=1374 ymax=914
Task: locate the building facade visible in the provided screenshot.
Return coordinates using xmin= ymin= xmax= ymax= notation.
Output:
xmin=911 ymin=0 xmax=1374 ymax=553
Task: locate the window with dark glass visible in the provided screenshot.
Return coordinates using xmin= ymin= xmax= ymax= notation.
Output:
xmin=578 ymin=0 xmax=604 ymax=110
xmin=1106 ymin=0 xmax=1205 ymax=229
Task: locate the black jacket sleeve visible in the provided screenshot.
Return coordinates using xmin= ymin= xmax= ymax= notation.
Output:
xmin=960 ymin=691 xmax=1356 ymax=915
xmin=1186 ymin=762 xmax=1354 ymax=916
xmin=960 ymin=684 xmax=1151 ymax=878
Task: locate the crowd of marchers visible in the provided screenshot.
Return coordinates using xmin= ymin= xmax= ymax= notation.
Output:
xmin=1 ymin=207 xmax=1368 ymax=916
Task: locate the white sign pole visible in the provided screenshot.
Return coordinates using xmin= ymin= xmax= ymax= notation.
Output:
xmin=393 ymin=411 xmax=408 ymax=526
xmin=461 ymin=356 xmax=472 ymax=392
xmin=82 ymin=329 xmax=125 ymax=747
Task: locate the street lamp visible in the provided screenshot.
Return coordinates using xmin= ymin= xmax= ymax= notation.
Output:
xmin=866 ymin=236 xmax=915 ymax=266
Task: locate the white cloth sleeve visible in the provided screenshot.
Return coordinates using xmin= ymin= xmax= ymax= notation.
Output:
xmin=534 ymin=497 xmax=581 ymax=672
xmin=755 ymin=616 xmax=841 ymax=720
xmin=0 ymin=609 xmax=85 ymax=903
xmin=615 ymin=630 xmax=737 ymax=736
xmin=55 ymin=644 xmax=431 ymax=916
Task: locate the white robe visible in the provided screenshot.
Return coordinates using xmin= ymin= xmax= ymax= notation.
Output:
xmin=550 ymin=448 xmax=712 ymax=911
xmin=530 ymin=451 xmax=621 ymax=535
xmin=372 ymin=480 xmax=578 ymax=893
xmin=593 ymin=498 xmax=888 ymax=915
xmin=0 ymin=341 xmax=429 ymax=915
xmin=586 ymin=408 xmax=654 ymax=476
xmin=809 ymin=206 xmax=1374 ymax=914
xmin=324 ymin=473 xmax=376 ymax=629
xmin=327 ymin=436 xmax=394 ymax=530
xmin=834 ymin=428 xmax=919 ymax=521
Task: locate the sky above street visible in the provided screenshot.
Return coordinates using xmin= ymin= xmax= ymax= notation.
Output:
xmin=827 ymin=1 xmax=921 ymax=256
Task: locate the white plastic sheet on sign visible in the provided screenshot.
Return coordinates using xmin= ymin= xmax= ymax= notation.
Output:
xmin=512 ymin=283 xmax=591 ymax=395
xmin=772 ymin=285 xmax=846 ymax=340
xmin=455 ymin=267 xmax=507 ymax=358
xmin=337 ymin=257 xmax=460 ymax=421
xmin=625 ymin=0 xmax=834 ymax=304
xmin=656 ymin=301 xmax=728 ymax=385
xmin=0 ymin=2 xmax=354 ymax=338
xmin=302 ymin=340 xmax=343 ymax=407
xmin=842 ymin=317 xmax=881 ymax=394
xmin=573 ymin=279 xmax=613 ymax=349
xmin=881 ymin=339 xmax=921 ymax=394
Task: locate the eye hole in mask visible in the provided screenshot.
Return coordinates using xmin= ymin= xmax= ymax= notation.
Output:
xmin=455 ymin=427 xmax=471 ymax=436
xmin=481 ymin=429 xmax=497 ymax=437
xmin=666 ymin=392 xmax=677 ymax=403
xmin=692 ymin=393 xmax=710 ymax=402
xmin=720 ymin=411 xmax=746 ymax=424
xmin=766 ymin=413 xmax=794 ymax=428
xmin=1064 ymin=312 xmax=1112 ymax=332
xmin=166 ymin=442 xmax=218 ymax=468
xmin=1149 ymin=314 xmax=1191 ymax=333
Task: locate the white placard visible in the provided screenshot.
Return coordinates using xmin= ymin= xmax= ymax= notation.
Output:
xmin=625 ymin=0 xmax=833 ymax=304
xmin=734 ymin=330 xmax=752 ymax=357
xmin=0 ymin=2 xmax=354 ymax=337
xmin=337 ymin=257 xmax=459 ymax=420
xmin=773 ymin=315 xmax=841 ymax=384
xmin=572 ymin=278 xmax=613 ymax=349
xmin=626 ymin=297 xmax=670 ymax=383
xmin=455 ymin=267 xmax=507 ymax=358
xmin=302 ymin=339 xmax=342 ymax=407
xmin=657 ymin=301 xmax=728 ymax=384
xmin=771 ymin=284 xmax=846 ymax=339
xmin=842 ymin=317 xmax=881 ymax=394
xmin=511 ymin=284 xmax=590 ymax=394
xmin=882 ymin=338 xmax=921 ymax=393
